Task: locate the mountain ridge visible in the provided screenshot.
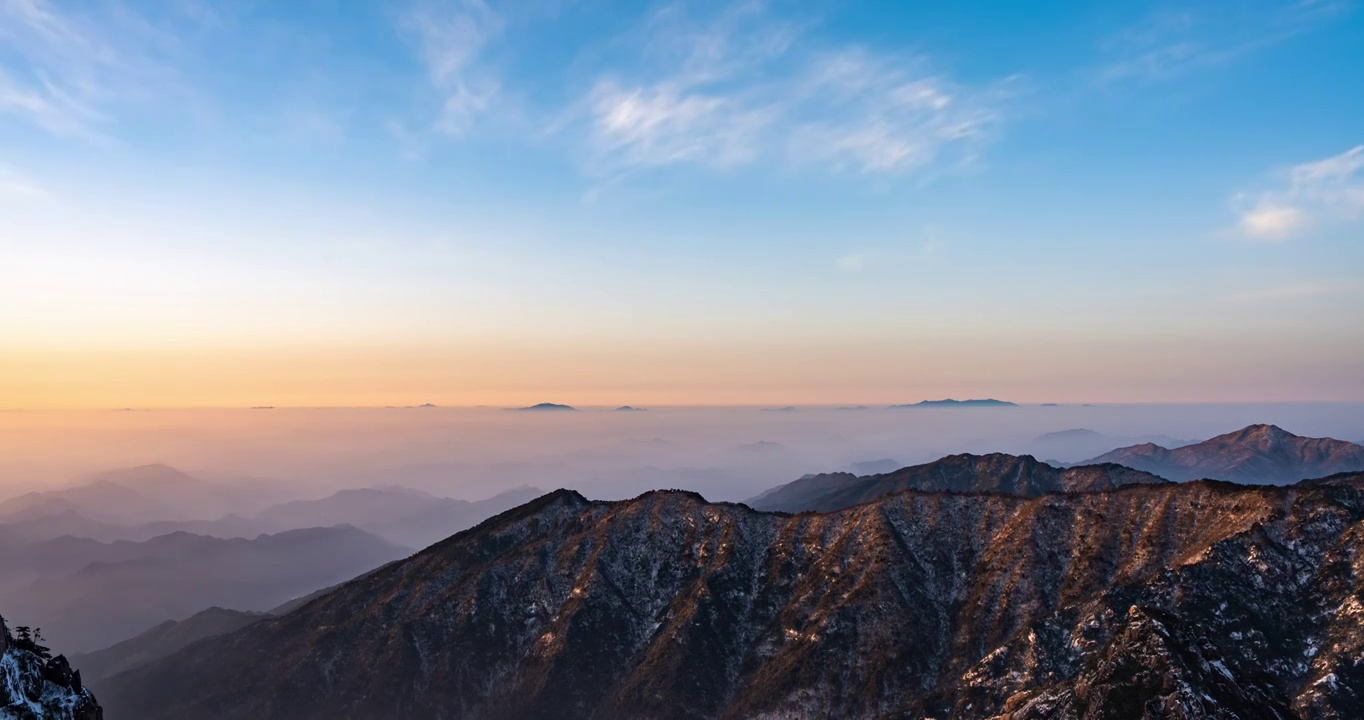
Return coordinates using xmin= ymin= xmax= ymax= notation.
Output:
xmin=99 ymin=475 xmax=1364 ymax=719
xmin=1084 ymin=423 xmax=1364 ymax=484
xmin=747 ymin=452 xmax=1169 ymax=512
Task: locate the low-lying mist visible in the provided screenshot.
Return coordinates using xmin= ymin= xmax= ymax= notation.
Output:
xmin=4 ymin=403 xmax=1362 ymax=505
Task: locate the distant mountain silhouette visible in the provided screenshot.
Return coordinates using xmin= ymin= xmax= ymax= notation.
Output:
xmin=73 ymin=607 xmax=267 ymax=685
xmin=352 ymin=486 xmax=545 ymax=548
xmin=736 ymin=440 xmax=785 ymax=453
xmin=845 ymin=458 xmax=900 ymax=475
xmin=748 ymin=453 xmax=1167 ymax=512
xmin=0 ymin=464 xmax=295 ymax=526
xmin=514 ymin=403 xmax=577 ymax=411
xmin=1084 ymin=424 xmax=1364 ymax=484
xmin=762 ymin=406 xmax=798 ymax=412
xmin=1030 ymin=428 xmax=1195 ymax=463
xmin=889 ymin=398 xmax=1017 ymax=408
xmin=0 ymin=526 xmax=409 ymax=653
xmin=613 ymin=405 xmax=647 ymax=412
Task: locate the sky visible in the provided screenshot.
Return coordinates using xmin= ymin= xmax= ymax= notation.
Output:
xmin=1 ymin=0 xmax=1362 ymax=409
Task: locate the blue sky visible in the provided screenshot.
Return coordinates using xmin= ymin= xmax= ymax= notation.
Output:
xmin=1 ymin=0 xmax=1362 ymax=407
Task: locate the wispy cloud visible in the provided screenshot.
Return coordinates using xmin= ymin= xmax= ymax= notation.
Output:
xmin=399 ymin=0 xmax=506 ymax=137
xmin=834 ymin=253 xmax=866 ymax=271
xmin=576 ymin=3 xmax=1013 ymax=179
xmin=0 ymin=164 xmax=54 ymax=206
xmin=1096 ymin=1 xmax=1353 ymax=84
xmin=1235 ymin=145 xmax=1364 ymax=241
xmin=834 ymin=240 xmax=938 ymax=272
xmin=0 ymin=0 xmax=203 ymax=137
xmin=1222 ymin=278 xmax=1363 ymax=303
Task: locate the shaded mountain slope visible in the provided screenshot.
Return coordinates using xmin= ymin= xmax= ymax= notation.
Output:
xmin=1085 ymin=424 xmax=1364 ymax=485
xmin=101 ymin=476 xmax=1364 ymax=719
xmin=71 ymin=607 xmax=266 ymax=685
xmin=749 ymin=453 xmax=1168 ymax=512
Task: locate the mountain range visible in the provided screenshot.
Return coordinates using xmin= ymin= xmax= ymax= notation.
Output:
xmin=889 ymin=398 xmax=1017 ymax=408
xmin=0 ymin=467 xmax=542 ymax=548
xmin=98 ymin=474 xmax=1364 ymax=719
xmin=1027 ymin=428 xmax=1195 ymax=463
xmin=1083 ymin=424 xmax=1364 ymax=484
xmin=1 ymin=525 xmax=409 ymax=653
xmin=0 ymin=465 xmax=295 ymax=526
xmin=746 ymin=453 xmax=1168 ymax=512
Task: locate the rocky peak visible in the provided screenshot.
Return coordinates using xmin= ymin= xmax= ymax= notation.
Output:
xmin=1219 ymin=423 xmax=1292 ymax=447
xmin=0 ymin=615 xmax=103 ymax=719
xmin=1085 ymin=424 xmax=1364 ymax=484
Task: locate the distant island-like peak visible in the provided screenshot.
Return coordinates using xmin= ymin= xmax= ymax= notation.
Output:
xmin=890 ymin=398 xmax=1017 ymax=408
xmin=613 ymin=405 xmax=647 ymax=412
xmin=514 ymin=403 xmax=578 ymax=412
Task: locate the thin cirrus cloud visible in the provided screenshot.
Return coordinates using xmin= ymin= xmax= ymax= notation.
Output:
xmin=1235 ymin=145 xmax=1364 ymax=241
xmin=1095 ymin=0 xmax=1353 ymax=84
xmin=0 ymin=0 xmax=199 ymax=138
xmin=577 ymin=3 xmax=1012 ymax=178
xmin=0 ymin=165 xmax=54 ymax=206
xmin=1222 ymin=278 xmax=1363 ymax=303
xmin=393 ymin=1 xmax=1014 ymax=180
xmin=400 ymin=0 xmax=506 ymax=137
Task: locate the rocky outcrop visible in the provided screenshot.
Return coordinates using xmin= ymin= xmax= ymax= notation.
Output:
xmin=98 ymin=475 xmax=1364 ymax=719
xmin=749 ymin=452 xmax=1168 ymax=512
xmin=1 ymin=616 xmax=102 ymax=719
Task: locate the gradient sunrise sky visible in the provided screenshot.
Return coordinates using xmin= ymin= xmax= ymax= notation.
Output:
xmin=2 ymin=0 xmax=1362 ymax=409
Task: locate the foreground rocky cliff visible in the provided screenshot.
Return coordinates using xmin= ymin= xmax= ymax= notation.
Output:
xmin=102 ymin=475 xmax=1364 ymax=719
xmin=0 ymin=616 xmax=102 ymax=720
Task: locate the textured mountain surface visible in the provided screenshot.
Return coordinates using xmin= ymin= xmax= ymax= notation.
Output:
xmin=101 ymin=475 xmax=1364 ymax=719
xmin=71 ymin=607 xmax=265 ymax=685
xmin=0 ymin=615 xmax=102 ymax=720
xmin=1085 ymin=424 xmax=1364 ymax=484
xmin=748 ymin=453 xmax=1168 ymax=512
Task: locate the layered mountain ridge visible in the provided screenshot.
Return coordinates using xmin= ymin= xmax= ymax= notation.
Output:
xmin=100 ymin=474 xmax=1364 ymax=719
xmin=1084 ymin=424 xmax=1364 ymax=484
xmin=747 ymin=452 xmax=1168 ymax=512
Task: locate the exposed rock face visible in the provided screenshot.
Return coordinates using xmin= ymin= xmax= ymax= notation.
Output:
xmin=99 ymin=475 xmax=1364 ymax=719
xmin=748 ymin=453 xmax=1168 ymax=512
xmin=0 ymin=617 xmax=102 ymax=720
xmin=1085 ymin=424 xmax=1364 ymax=484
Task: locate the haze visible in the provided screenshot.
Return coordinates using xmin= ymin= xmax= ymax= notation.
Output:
xmin=5 ymin=404 xmax=1362 ymax=503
